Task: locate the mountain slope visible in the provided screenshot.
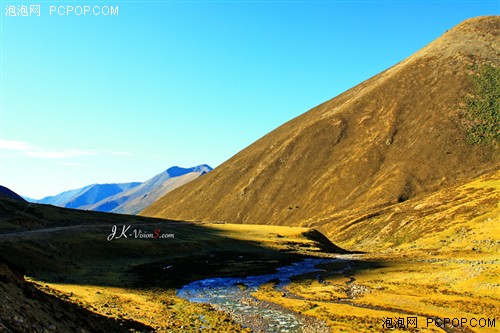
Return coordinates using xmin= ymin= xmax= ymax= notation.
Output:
xmin=32 ymin=185 xmax=94 ymax=206
xmin=0 ymin=186 xmax=27 ymax=203
xmin=142 ymin=16 xmax=500 ymax=239
xmin=0 ymin=260 xmax=152 ymax=333
xmin=63 ymin=182 xmax=141 ymax=209
xmin=32 ymin=182 xmax=140 ymax=207
xmin=90 ymin=165 xmax=212 ymax=215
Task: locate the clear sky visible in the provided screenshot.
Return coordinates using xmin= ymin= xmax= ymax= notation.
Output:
xmin=1 ymin=0 xmax=498 ymax=199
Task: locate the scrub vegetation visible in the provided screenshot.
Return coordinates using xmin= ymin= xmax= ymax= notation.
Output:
xmin=462 ymin=63 xmax=500 ymax=144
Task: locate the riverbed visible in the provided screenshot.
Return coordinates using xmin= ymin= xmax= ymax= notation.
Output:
xmin=177 ymin=258 xmax=343 ymax=332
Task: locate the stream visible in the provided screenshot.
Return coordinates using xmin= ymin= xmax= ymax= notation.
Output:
xmin=178 ymin=255 xmax=460 ymax=333
xmin=177 ymin=258 xmax=340 ymax=333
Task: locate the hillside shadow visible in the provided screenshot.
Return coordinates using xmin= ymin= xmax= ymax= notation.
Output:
xmin=0 ymin=199 xmax=384 ymax=290
xmin=0 ymin=222 xmax=385 ymax=291
xmin=0 ymin=260 xmax=154 ymax=333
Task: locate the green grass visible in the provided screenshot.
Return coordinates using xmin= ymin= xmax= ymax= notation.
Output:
xmin=462 ymin=63 xmax=500 ymax=144
xmin=0 ymin=221 xmax=23 ymax=232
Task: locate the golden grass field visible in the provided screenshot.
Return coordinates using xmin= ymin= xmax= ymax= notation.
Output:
xmin=249 ymin=171 xmax=499 ymax=332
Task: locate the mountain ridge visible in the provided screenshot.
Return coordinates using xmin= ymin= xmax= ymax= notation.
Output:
xmin=0 ymin=185 xmax=27 ymax=203
xmin=28 ymin=164 xmax=212 ymax=215
xmin=90 ymin=164 xmax=212 ymax=215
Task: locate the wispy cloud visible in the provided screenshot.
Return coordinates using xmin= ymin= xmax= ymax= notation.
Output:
xmin=56 ymin=161 xmax=91 ymax=167
xmin=0 ymin=139 xmax=38 ymax=151
xmin=110 ymin=151 xmax=133 ymax=157
xmin=25 ymin=150 xmax=97 ymax=159
xmin=0 ymin=139 xmax=131 ymax=160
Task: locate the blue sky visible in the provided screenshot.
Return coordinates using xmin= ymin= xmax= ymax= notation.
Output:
xmin=1 ymin=0 xmax=498 ymax=199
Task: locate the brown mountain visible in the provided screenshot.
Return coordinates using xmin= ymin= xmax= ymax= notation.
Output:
xmin=142 ymin=16 xmax=500 ymax=242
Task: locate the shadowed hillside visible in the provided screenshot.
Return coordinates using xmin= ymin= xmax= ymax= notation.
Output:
xmin=0 ymin=193 xmax=345 ymax=287
xmin=0 ymin=186 xmax=26 ymax=203
xmin=142 ymin=17 xmax=500 ymax=239
xmin=0 ymin=189 xmax=345 ymax=332
xmin=0 ymin=261 xmax=153 ymax=333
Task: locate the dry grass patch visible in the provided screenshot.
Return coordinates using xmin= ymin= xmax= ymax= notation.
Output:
xmin=252 ymin=251 xmax=499 ymax=333
xmin=31 ymin=281 xmax=251 ymax=333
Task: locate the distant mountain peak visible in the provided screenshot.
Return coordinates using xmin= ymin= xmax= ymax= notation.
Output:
xmin=165 ymin=165 xmax=213 ymax=177
xmin=26 ymin=164 xmax=212 ymax=215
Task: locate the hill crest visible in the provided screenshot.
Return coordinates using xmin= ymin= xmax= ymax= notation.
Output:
xmin=142 ymin=16 xmax=500 ymax=238
xmin=0 ymin=186 xmax=27 ymax=203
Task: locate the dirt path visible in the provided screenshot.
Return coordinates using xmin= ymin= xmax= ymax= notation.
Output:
xmin=0 ymin=225 xmax=92 ymax=240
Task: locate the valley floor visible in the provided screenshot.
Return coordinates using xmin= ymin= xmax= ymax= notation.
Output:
xmin=0 ymin=177 xmax=498 ymax=333
xmin=29 ymin=248 xmax=499 ymax=333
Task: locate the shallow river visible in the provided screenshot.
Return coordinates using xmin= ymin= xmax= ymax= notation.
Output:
xmin=177 ymin=258 xmax=338 ymax=332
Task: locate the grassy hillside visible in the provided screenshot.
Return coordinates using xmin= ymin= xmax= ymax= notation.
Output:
xmin=0 ymin=261 xmax=153 ymax=333
xmin=142 ymin=17 xmax=500 ymax=234
xmin=252 ymin=171 xmax=499 ymax=332
xmin=312 ymin=170 xmax=499 ymax=252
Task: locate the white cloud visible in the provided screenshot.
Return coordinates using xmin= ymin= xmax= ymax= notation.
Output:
xmin=24 ymin=151 xmax=68 ymax=159
xmin=0 ymin=139 xmax=130 ymax=160
xmin=0 ymin=139 xmax=39 ymax=151
xmin=25 ymin=150 xmax=97 ymax=159
xmin=110 ymin=151 xmax=133 ymax=157
xmin=56 ymin=162 xmax=91 ymax=167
